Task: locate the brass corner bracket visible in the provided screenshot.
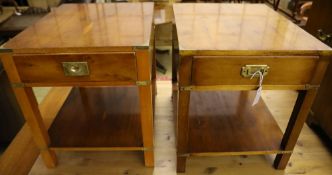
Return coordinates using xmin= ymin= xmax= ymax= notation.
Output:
xmin=304 ymin=84 xmax=320 ymax=90
xmin=0 ymin=48 xmax=13 ymax=53
xmin=136 ymin=80 xmax=151 ymax=86
xmin=179 ymin=86 xmax=194 ymax=91
xmin=134 ymin=45 xmax=149 ymax=50
xmin=178 ymin=153 xmax=190 ymax=157
xmin=11 ymin=82 xmax=25 ymax=88
xmin=142 ymin=147 xmax=151 ymax=151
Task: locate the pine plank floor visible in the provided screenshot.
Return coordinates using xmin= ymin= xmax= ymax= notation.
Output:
xmin=28 ymin=81 xmax=332 ymax=175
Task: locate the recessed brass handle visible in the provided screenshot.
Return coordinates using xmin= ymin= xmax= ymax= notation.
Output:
xmin=62 ymin=62 xmax=90 ymax=76
xmin=241 ymin=65 xmax=269 ymax=78
xmin=70 ymin=65 xmax=81 ymax=73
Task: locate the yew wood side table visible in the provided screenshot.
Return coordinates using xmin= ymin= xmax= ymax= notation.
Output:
xmin=173 ymin=3 xmax=332 ymax=172
xmin=0 ymin=2 xmax=155 ymax=168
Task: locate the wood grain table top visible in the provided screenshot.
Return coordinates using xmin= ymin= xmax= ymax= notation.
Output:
xmin=4 ymin=2 xmax=154 ymax=53
xmin=173 ymin=3 xmax=331 ymax=53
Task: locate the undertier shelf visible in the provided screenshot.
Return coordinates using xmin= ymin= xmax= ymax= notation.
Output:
xmin=48 ymin=87 xmax=143 ymax=149
xmin=188 ymin=91 xmax=285 ymax=155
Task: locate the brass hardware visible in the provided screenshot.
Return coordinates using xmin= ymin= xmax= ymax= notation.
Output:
xmin=136 ymin=81 xmax=150 ymax=86
xmin=134 ymin=45 xmax=149 ymax=50
xmin=317 ymin=29 xmax=332 ymax=43
xmin=180 ymin=86 xmax=194 ymax=91
xmin=11 ymin=82 xmax=25 ymax=88
xmin=241 ymin=65 xmax=269 ymax=78
xmin=0 ymin=48 xmax=13 ymax=53
xmin=304 ymin=84 xmax=320 ymax=90
xmin=62 ymin=62 xmax=89 ymax=76
xmin=179 ymin=153 xmax=190 ymax=157
xmin=142 ymin=147 xmax=151 ymax=151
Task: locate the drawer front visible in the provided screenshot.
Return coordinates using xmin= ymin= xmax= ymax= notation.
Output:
xmin=192 ymin=56 xmax=318 ymax=86
xmin=14 ymin=53 xmax=137 ymax=83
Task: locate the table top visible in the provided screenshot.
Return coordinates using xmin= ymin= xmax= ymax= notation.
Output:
xmin=4 ymin=2 xmax=154 ymax=53
xmin=173 ymin=3 xmax=331 ymax=52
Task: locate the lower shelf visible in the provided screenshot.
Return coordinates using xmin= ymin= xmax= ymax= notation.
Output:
xmin=188 ymin=91 xmax=285 ymax=155
xmin=48 ymin=87 xmax=143 ymax=149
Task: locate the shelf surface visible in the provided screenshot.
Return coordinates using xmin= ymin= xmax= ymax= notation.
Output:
xmin=49 ymin=87 xmax=143 ymax=148
xmin=188 ymin=91 xmax=284 ymax=154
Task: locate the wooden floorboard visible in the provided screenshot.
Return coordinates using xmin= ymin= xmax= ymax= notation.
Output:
xmin=27 ymin=82 xmax=332 ymax=175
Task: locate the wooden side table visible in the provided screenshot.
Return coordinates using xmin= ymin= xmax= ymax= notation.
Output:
xmin=173 ymin=3 xmax=332 ymax=173
xmin=0 ymin=2 xmax=155 ymax=168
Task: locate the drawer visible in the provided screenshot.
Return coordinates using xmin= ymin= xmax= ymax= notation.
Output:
xmin=192 ymin=56 xmax=318 ymax=86
xmin=14 ymin=53 xmax=137 ymax=83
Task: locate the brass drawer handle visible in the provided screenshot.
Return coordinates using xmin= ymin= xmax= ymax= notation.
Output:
xmin=241 ymin=65 xmax=269 ymax=78
xmin=62 ymin=62 xmax=90 ymax=76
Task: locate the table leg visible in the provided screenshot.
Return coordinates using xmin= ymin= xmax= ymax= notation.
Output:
xmin=274 ymin=0 xmax=281 ymax=10
xmin=274 ymin=90 xmax=317 ymax=169
xmin=139 ymin=85 xmax=154 ymax=167
xmin=172 ymin=24 xmax=179 ymax=83
xmin=177 ymin=156 xmax=187 ymax=173
xmin=136 ymin=48 xmax=154 ymax=167
xmin=1 ymin=54 xmax=57 ymax=168
xmin=152 ymin=33 xmax=157 ymax=98
xmin=13 ymin=87 xmax=57 ymax=168
xmin=152 ymin=39 xmax=157 ymax=114
xmin=177 ymin=90 xmax=190 ymax=173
